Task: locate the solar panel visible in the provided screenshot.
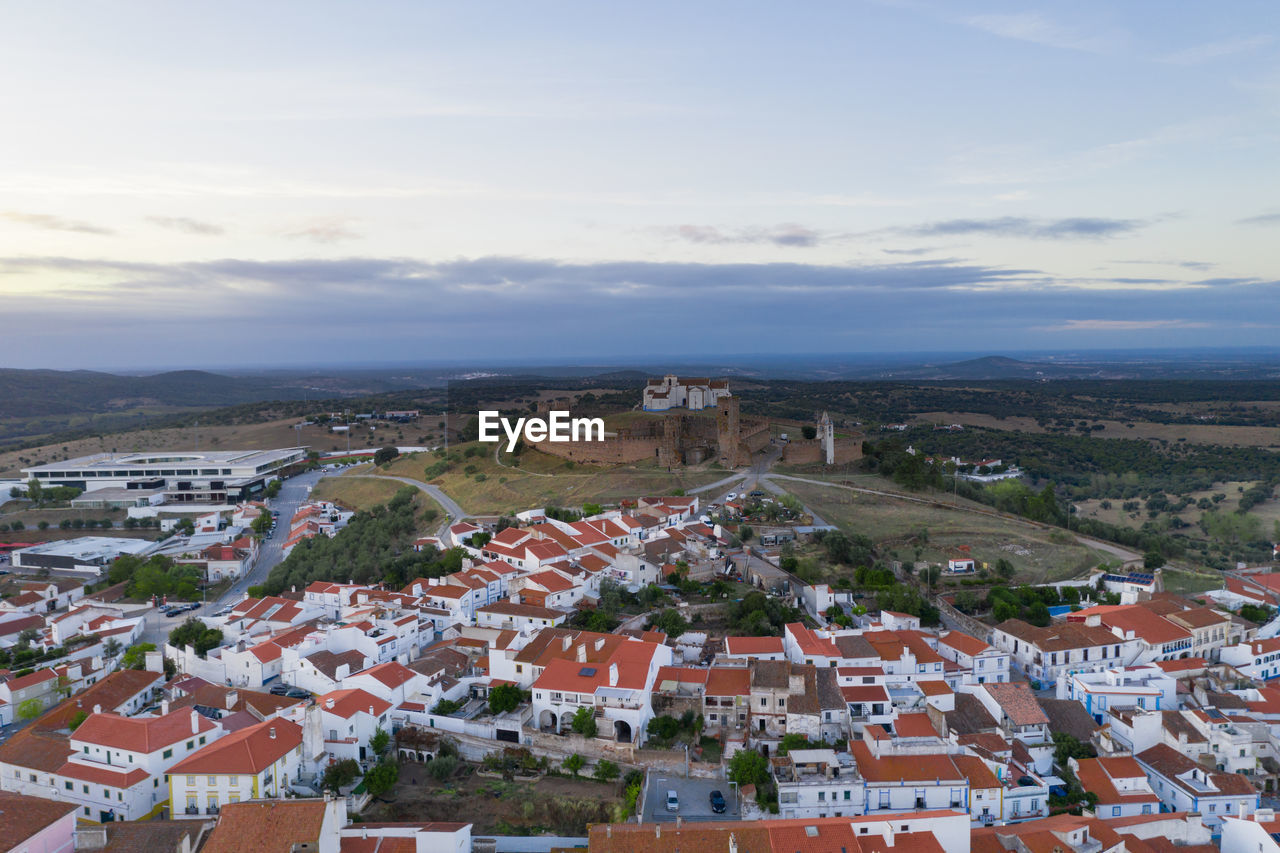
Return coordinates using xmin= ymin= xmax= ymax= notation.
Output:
xmin=579 ymin=667 xmax=597 ymax=677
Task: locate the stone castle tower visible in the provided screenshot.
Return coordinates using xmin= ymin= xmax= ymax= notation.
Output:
xmin=658 ymin=413 xmax=683 ymax=468
xmin=716 ymin=396 xmax=742 ymax=467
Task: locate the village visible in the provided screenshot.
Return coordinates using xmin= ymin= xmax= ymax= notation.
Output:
xmin=5 ymin=424 xmax=1280 ymax=853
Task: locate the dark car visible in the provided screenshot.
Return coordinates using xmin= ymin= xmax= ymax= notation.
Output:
xmin=284 ymin=689 xmax=311 ymax=700
xmin=709 ymin=790 xmax=727 ymax=813
xmin=269 ymin=684 xmax=291 ymax=695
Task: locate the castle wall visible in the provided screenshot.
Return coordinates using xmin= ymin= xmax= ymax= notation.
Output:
xmin=528 ymin=435 xmax=663 ymax=464
xmin=781 ymin=437 xmax=863 ymax=466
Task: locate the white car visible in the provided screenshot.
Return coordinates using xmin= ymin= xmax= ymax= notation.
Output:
xmin=726 ymin=492 xmax=738 ymax=501
xmin=666 ymin=790 xmax=679 ymax=812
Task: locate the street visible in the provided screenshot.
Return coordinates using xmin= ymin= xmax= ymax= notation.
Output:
xmin=136 ymin=468 xmax=327 ymax=647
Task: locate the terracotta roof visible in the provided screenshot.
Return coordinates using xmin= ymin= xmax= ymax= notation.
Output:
xmin=73 ymin=708 xmax=217 ymax=753
xmin=303 ymin=649 xmax=367 ymax=680
xmin=982 ymin=683 xmax=1049 ymax=727
xmin=849 ymin=739 xmax=963 ymax=784
xmin=939 ymin=630 xmax=991 ymax=657
xmin=169 ymin=718 xmax=302 ymax=775
xmin=98 ymin=820 xmax=201 ymax=853
xmin=705 ymin=667 xmax=751 ymax=697
xmin=357 ymin=661 xmax=417 ymax=690
xmin=318 ymin=688 xmax=392 ymax=719
xmin=0 ymin=791 xmax=77 ymax=849
xmin=724 ymin=636 xmax=784 ymax=656
xmin=894 ymin=712 xmax=939 ymax=738
xmin=994 ymin=618 xmax=1121 ymax=652
xmin=1075 ymin=756 xmax=1160 ymax=806
xmin=202 ymin=800 xmax=328 ymax=853
xmin=1137 ymin=743 xmax=1257 ymax=796
xmin=478 ymin=601 xmax=565 ymax=620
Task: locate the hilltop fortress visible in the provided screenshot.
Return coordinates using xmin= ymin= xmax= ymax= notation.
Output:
xmin=526 ymin=377 xmax=863 ymax=469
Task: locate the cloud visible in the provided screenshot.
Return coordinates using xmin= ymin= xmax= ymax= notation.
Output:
xmin=963 ymin=12 xmax=1121 ymax=54
xmin=1 ymin=212 xmax=114 ymax=235
xmin=1160 ymin=35 xmax=1272 ymax=65
xmin=1036 ymin=319 xmax=1210 ymax=332
xmin=1237 ymin=212 xmax=1280 ymax=226
xmin=1 ymin=254 xmax=1276 ymax=368
xmin=885 ymin=216 xmax=1146 ymax=240
xmin=146 ymin=216 xmax=225 ymax=235
xmin=282 ymin=219 xmax=361 ymax=244
xmin=663 ymin=223 xmax=827 ymax=248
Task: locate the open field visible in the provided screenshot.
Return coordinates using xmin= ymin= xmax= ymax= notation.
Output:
xmin=913 ymin=411 xmax=1280 ymax=448
xmin=312 ymin=473 xmax=444 ymax=522
xmin=0 ymin=416 xmax=444 ymax=478
xmin=372 ymin=443 xmax=726 ymax=515
xmin=362 ymin=766 xmax=622 ymax=835
xmin=782 ymin=479 xmax=1116 ymax=585
xmin=1161 ymin=567 xmax=1225 ymax=597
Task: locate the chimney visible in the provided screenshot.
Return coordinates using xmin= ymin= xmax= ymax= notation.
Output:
xmin=291 ymin=585 xmax=296 ymax=593
xmin=326 ymin=698 xmax=335 ymax=710
xmin=883 ymin=824 xmax=895 ymax=848
xmin=655 ymin=825 xmax=660 ymax=839
xmin=609 ymin=663 xmax=619 ymax=687
xmin=594 ymin=637 xmax=606 ymax=651
xmin=93 ymin=704 xmax=102 ymax=714
xmin=190 ymin=710 xmax=200 ymax=733
xmin=606 ymin=825 xmax=612 ymax=839
xmin=368 ymin=705 xmax=374 ymax=716
xmin=161 ymin=699 xmax=170 ymax=716
xmin=729 ymin=833 xmax=737 ymax=853
xmin=226 ymin=690 xmax=238 ymax=710
xmin=577 ymin=644 xmax=587 ymax=663
xmin=561 ymin=635 xmax=573 ymax=652
xmin=270 ymin=726 xmax=277 ymax=739
xmin=675 ymin=816 xmax=682 ymax=828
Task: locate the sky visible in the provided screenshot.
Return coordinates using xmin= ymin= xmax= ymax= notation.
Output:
xmin=1 ymin=1 xmax=1278 ymax=370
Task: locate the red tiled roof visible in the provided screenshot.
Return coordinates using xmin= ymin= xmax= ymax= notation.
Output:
xmin=169 ymin=719 xmax=302 ymax=775
xmin=73 ymin=709 xmax=217 ymax=753
xmin=318 ymin=688 xmax=391 ymax=719
xmin=725 ymin=636 xmax=784 ymax=655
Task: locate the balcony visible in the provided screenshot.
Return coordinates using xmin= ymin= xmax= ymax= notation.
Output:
xmin=185 ymin=806 xmax=199 ymax=815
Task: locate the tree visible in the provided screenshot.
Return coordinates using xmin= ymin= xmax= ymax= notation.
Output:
xmin=168 ymin=618 xmax=223 ymax=657
xmin=563 ymin=753 xmax=585 ymax=776
xmin=650 ymin=608 xmax=689 ymax=638
xmin=369 ymin=727 xmax=390 ymax=756
xmin=363 ymin=761 xmax=399 ymax=796
xmin=582 ymin=503 xmax=603 ymax=517
xmin=252 ymin=513 xmax=273 ymax=537
xmin=16 ymin=697 xmax=43 ymax=721
xmin=265 ymin=479 xmax=282 ymax=498
xmin=25 ymin=478 xmax=42 ymax=503
xmin=488 ymin=682 xmax=526 ymax=715
xmin=1143 ymin=550 xmax=1165 ymax=570
xmin=120 ymin=643 xmax=155 ymax=670
xmin=69 ymin=710 xmax=89 ymax=731
xmin=739 ymin=525 xmax=754 ymax=542
xmin=727 ymin=749 xmax=770 ymax=787
xmin=802 ymin=425 xmax=817 ymax=440
xmin=593 ymin=759 xmax=620 ymax=781
xmin=322 ymin=758 xmax=360 ymax=791
xmin=570 ymin=706 xmax=597 ymax=738
xmin=102 ymin=638 xmax=123 ymax=659
xmin=374 ymin=446 xmax=400 ymax=466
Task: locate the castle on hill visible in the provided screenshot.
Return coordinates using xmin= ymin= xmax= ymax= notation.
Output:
xmin=642 ymin=375 xmax=732 ymax=412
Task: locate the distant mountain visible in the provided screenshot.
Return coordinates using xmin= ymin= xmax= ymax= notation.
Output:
xmin=0 ymin=368 xmax=316 ymax=419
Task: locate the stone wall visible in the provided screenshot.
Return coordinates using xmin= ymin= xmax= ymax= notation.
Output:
xmin=780 ymin=437 xmax=863 ymax=465
xmin=528 ymin=435 xmax=663 ymax=464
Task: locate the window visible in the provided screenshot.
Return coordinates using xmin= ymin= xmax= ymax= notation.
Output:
xmin=65 ymin=781 xmax=73 ymax=790
xmin=819 ymin=791 xmax=826 ymax=801
xmin=760 ymin=697 xmax=766 ymax=707
xmin=186 ymin=740 xmax=194 ymax=750
xmin=778 ymin=698 xmax=785 ymax=708
xmin=844 ymin=790 xmax=851 ymax=800
xmin=187 ymin=776 xmax=195 ymax=785
xmin=163 ymin=749 xmax=173 ymax=759
xmin=1112 ymin=806 xmax=1121 ymax=816
xmin=1142 ymin=804 xmax=1152 ymax=815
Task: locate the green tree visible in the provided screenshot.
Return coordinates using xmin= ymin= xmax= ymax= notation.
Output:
xmin=168 ymin=618 xmax=223 ymax=657
xmin=265 ymin=479 xmax=282 ymax=498
xmin=582 ymin=503 xmax=603 ymax=517
xmin=369 ymin=727 xmax=390 ymax=756
xmin=488 ymin=682 xmax=526 ymax=715
xmin=16 ymin=697 xmax=43 ymax=721
xmin=363 ymin=761 xmax=399 ymax=796
xmin=727 ymin=749 xmax=770 ymax=787
xmin=570 ymin=706 xmax=597 ymax=738
xmin=120 ymin=643 xmax=155 ymax=670
xmin=802 ymin=425 xmax=817 ymax=440
xmin=374 ymin=446 xmax=400 ymax=466
xmin=1143 ymin=550 xmax=1165 ymax=570
xmin=593 ymin=759 xmax=620 ymax=781
xmin=650 ymin=608 xmax=689 ymax=638
xmin=102 ymin=638 xmax=122 ymax=659
xmin=563 ymin=753 xmax=585 ymax=776
xmin=252 ymin=513 xmax=273 ymax=537
xmin=322 ymin=758 xmax=360 ymax=791
xmin=69 ymin=710 xmax=89 ymax=730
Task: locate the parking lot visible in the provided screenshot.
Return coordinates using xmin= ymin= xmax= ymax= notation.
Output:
xmin=642 ymin=773 xmax=741 ymax=823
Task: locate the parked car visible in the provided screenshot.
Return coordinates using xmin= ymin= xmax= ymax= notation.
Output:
xmin=666 ymin=790 xmax=679 ymax=812
xmin=709 ymin=790 xmax=727 ymax=813
xmin=284 ymin=689 xmax=310 ymax=700
xmin=269 ymin=684 xmax=291 ymax=696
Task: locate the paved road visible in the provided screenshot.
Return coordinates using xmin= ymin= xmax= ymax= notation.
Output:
xmin=136 ymin=469 xmax=327 ymax=647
